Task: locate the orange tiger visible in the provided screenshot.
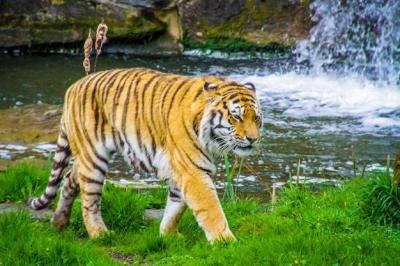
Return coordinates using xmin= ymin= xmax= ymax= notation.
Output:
xmin=28 ymin=68 xmax=262 ymax=242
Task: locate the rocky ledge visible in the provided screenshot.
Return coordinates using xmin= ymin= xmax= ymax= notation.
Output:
xmin=0 ymin=0 xmax=311 ymax=53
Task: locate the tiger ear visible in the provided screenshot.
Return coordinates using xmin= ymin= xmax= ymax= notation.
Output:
xmin=202 ymin=82 xmax=218 ymax=101
xmin=203 ymin=82 xmax=218 ymax=91
xmin=244 ymin=82 xmax=256 ymax=91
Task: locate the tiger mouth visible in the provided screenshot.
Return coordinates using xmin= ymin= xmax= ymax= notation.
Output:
xmin=235 ymin=145 xmax=253 ymax=151
xmin=233 ymin=144 xmax=255 ymax=157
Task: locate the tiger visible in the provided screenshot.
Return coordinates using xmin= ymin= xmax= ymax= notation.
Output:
xmin=27 ymin=68 xmax=262 ymax=242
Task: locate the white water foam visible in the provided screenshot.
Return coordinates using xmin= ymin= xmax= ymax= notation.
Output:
xmin=232 ymin=72 xmax=400 ymax=134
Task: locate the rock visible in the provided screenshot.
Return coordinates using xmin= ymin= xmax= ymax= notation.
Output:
xmin=144 ymin=208 xmax=164 ymax=220
xmin=178 ymin=0 xmax=311 ymax=48
xmin=0 ymin=104 xmax=61 ymax=144
xmin=0 ymin=0 xmax=167 ymax=48
xmin=0 ymin=0 xmax=312 ymax=53
xmin=0 ymin=203 xmax=53 ymax=220
xmin=43 ymin=108 xmax=62 ymax=119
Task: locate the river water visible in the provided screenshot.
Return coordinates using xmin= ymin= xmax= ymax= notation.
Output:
xmin=0 ymin=52 xmax=399 ymax=197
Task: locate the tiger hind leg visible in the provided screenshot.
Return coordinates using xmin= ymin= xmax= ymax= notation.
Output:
xmin=53 ymin=164 xmax=79 ymax=231
xmin=160 ymin=180 xmax=187 ymax=235
xmin=77 ymin=158 xmax=108 ymax=238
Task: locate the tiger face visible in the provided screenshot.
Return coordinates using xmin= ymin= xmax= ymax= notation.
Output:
xmin=202 ymin=82 xmax=263 ymax=157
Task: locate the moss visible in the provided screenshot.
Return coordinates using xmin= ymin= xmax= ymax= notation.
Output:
xmin=193 ymin=0 xmax=277 ymax=41
xmin=182 ymin=34 xmax=291 ymax=54
xmin=51 ymin=0 xmax=65 ymax=5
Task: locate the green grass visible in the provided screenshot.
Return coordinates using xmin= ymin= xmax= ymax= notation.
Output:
xmin=362 ymin=171 xmax=400 ymax=225
xmin=1 ymin=163 xmax=400 ymax=265
xmin=0 ymin=211 xmax=118 ymax=266
xmin=0 ymin=161 xmax=50 ymax=202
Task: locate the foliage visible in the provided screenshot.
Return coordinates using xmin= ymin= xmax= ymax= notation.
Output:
xmin=1 ymin=163 xmax=400 ymax=265
xmin=362 ymin=171 xmax=400 ymax=225
xmin=0 ymin=161 xmax=50 ymax=203
xmin=0 ymin=211 xmax=117 ymax=265
xmin=69 ymin=184 xmax=153 ymax=237
xmin=222 ymin=154 xmax=237 ymax=203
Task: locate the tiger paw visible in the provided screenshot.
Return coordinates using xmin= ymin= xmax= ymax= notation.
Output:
xmin=209 ymin=230 xmax=237 ymax=244
xmin=52 ymin=211 xmax=71 ymax=231
xmin=160 ymin=227 xmax=183 ymax=238
xmin=87 ymin=225 xmax=108 ymax=238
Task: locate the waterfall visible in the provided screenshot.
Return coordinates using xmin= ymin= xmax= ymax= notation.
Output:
xmin=295 ymin=0 xmax=400 ymax=86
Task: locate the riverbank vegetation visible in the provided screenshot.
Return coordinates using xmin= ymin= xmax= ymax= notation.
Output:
xmin=1 ymin=162 xmax=400 ymax=265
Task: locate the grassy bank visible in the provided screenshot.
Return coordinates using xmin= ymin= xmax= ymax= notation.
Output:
xmin=0 ymin=162 xmax=400 ymax=265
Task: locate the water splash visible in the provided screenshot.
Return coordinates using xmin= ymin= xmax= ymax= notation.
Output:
xmin=296 ymin=0 xmax=400 ymax=86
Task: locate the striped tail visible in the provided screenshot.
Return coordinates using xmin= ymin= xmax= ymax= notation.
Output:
xmin=27 ymin=130 xmax=71 ymax=210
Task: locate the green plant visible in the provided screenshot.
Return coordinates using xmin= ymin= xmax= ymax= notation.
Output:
xmin=0 ymin=162 xmax=50 ymax=202
xmin=363 ymin=159 xmax=400 ymax=225
xmin=222 ymin=154 xmax=243 ymax=203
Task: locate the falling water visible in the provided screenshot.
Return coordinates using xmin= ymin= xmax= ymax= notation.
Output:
xmin=295 ymin=0 xmax=400 ymax=86
xmin=236 ymin=0 xmax=400 ymax=135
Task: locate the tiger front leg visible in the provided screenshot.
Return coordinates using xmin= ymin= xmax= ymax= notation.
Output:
xmin=175 ymin=169 xmax=236 ymax=243
xmin=160 ymin=180 xmax=187 ymax=235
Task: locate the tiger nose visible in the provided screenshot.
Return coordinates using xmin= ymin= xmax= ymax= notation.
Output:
xmin=246 ymin=136 xmax=258 ymax=144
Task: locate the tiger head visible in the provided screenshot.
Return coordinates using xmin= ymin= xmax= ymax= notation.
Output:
xmin=200 ymin=81 xmax=263 ymax=157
